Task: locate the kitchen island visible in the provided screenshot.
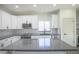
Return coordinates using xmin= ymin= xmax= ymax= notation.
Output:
xmin=0 ymin=35 xmax=78 ymax=54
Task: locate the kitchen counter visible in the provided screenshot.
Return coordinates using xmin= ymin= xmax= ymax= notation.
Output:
xmin=0 ymin=29 xmax=38 ymax=40
xmin=0 ymin=35 xmax=77 ymax=52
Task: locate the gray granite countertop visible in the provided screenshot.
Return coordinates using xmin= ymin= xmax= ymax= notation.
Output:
xmin=0 ymin=36 xmax=77 ymax=51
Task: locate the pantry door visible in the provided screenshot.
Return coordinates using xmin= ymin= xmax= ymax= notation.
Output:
xmin=63 ymin=18 xmax=75 ymax=46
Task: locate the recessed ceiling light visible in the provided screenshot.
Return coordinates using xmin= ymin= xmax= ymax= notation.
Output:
xmin=33 ymin=4 xmax=37 ymax=7
xmin=16 ymin=5 xmax=19 ymax=8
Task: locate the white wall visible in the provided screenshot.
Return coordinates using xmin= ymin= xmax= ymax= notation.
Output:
xmin=38 ymin=14 xmax=51 ymax=21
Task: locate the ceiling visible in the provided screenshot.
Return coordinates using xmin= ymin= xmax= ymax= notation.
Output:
xmin=0 ymin=4 xmax=79 ymax=15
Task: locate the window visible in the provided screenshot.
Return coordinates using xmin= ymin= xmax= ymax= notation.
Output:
xmin=44 ymin=21 xmax=50 ymax=31
xmin=38 ymin=21 xmax=44 ymax=31
xmin=38 ymin=21 xmax=50 ymax=31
